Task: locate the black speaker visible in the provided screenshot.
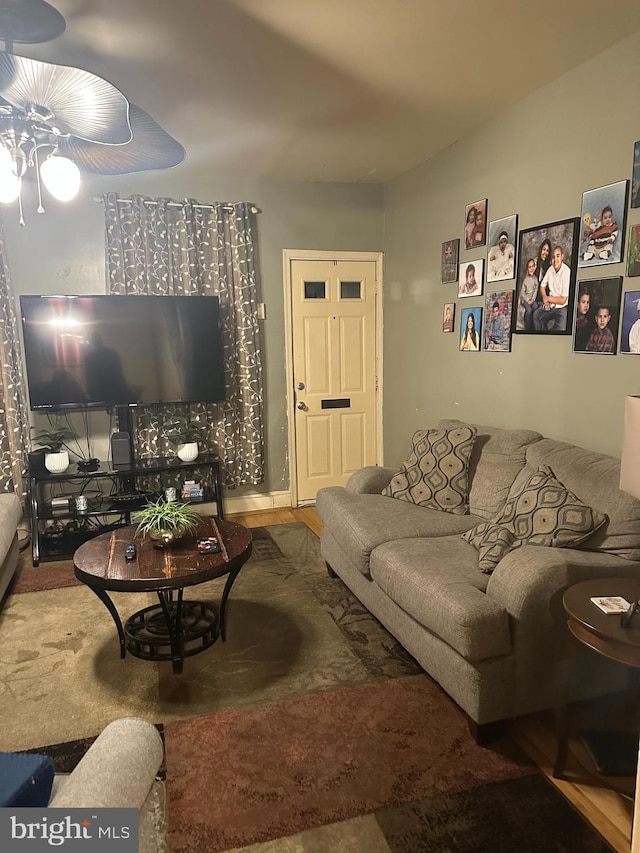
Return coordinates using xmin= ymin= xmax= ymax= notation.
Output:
xmin=110 ymin=431 xmax=132 ymax=466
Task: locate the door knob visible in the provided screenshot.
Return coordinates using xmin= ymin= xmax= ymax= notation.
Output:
xmin=296 ymin=401 xmax=306 ymax=410
xmin=296 ymin=381 xmax=305 ymax=390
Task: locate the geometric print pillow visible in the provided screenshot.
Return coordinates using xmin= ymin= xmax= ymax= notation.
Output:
xmin=382 ymin=426 xmax=477 ymax=515
xmin=462 ymin=465 xmax=608 ymax=573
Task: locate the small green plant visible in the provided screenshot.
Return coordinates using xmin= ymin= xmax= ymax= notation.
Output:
xmin=134 ymin=498 xmax=201 ymax=538
xmin=32 ymin=424 xmax=76 ymax=453
xmin=166 ymin=416 xmax=204 ymax=445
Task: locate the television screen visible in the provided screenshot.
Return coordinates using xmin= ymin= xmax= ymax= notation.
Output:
xmin=20 ymin=294 xmax=226 ymax=410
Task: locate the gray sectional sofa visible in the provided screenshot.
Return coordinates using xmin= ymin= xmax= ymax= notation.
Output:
xmin=0 ymin=493 xmax=23 ymax=604
xmin=317 ymin=419 xmax=640 ymax=736
xmin=49 ymin=718 xmax=166 ymax=853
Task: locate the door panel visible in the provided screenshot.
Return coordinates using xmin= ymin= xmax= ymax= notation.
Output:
xmin=307 ymin=415 xmax=332 ymax=476
xmin=291 ymin=259 xmax=378 ymax=502
xmin=341 ymin=412 xmax=366 ymax=473
xmin=340 ymin=316 xmax=365 ymax=390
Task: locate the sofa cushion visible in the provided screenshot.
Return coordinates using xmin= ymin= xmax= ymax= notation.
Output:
xmin=316 ymin=486 xmax=482 ymax=576
xmin=437 ymin=419 xmax=543 ymax=520
xmin=369 ymin=536 xmax=512 ymax=662
xmin=382 ymin=426 xmax=476 ymax=515
xmin=463 ymin=466 xmax=608 ymax=574
xmin=0 ymin=493 xmax=22 ymax=564
xmin=523 ymin=439 xmax=640 ymax=561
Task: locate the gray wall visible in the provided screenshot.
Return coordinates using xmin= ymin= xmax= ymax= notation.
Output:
xmin=5 ymin=167 xmax=383 ymax=493
xmin=382 ymin=31 xmax=640 ymax=463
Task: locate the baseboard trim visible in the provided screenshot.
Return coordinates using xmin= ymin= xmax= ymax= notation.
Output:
xmin=187 ymin=491 xmax=293 ymax=518
xmin=224 ymin=490 xmax=292 ymax=513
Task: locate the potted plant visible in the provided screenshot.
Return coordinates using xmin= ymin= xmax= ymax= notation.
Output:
xmin=134 ymin=498 xmax=201 ymax=549
xmin=166 ymin=416 xmax=204 ymax=462
xmin=32 ymin=424 xmax=76 ymax=473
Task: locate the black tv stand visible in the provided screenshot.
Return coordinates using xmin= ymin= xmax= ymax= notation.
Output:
xmin=113 ymin=404 xmax=136 ymax=491
xmin=28 ymin=453 xmax=224 ymax=566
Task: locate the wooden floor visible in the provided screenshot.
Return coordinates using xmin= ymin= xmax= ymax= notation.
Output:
xmin=227 ymin=506 xmax=635 ymax=853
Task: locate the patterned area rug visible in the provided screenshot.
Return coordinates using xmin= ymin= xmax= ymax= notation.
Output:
xmin=1 ymin=524 xmax=612 ymax=852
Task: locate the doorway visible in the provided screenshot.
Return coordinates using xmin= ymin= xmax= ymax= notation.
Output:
xmin=283 ymin=250 xmax=383 ymax=505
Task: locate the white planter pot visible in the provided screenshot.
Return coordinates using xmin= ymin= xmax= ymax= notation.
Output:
xmin=45 ymin=450 xmax=70 ymax=473
xmin=177 ymin=442 xmax=198 ymax=462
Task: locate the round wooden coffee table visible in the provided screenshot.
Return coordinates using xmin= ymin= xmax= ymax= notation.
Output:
xmin=74 ymin=518 xmax=252 ymax=674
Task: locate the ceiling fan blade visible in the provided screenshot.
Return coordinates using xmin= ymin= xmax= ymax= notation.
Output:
xmin=0 ymin=53 xmax=131 ymax=144
xmin=0 ymin=0 xmax=65 ymax=44
xmin=58 ymin=105 xmax=185 ymax=175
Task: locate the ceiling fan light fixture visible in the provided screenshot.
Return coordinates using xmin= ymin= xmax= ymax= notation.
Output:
xmin=0 ymin=0 xmax=185 ymax=223
xmin=40 ymin=154 xmax=80 ymax=201
xmin=0 ymin=144 xmax=20 ymax=202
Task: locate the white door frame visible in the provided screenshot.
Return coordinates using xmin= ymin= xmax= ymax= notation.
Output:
xmin=283 ymin=249 xmax=384 ymax=507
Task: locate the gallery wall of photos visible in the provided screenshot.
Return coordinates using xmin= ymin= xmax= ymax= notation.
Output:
xmin=440 ymin=140 xmax=640 ymax=356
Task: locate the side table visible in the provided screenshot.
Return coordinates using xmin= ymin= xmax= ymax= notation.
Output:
xmin=554 ymin=577 xmax=640 ymax=796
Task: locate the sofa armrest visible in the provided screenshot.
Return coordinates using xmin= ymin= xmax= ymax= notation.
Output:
xmin=346 ymin=466 xmax=396 ymax=494
xmin=486 ymin=545 xmax=639 ymax=623
xmin=49 ymin=717 xmax=163 ymax=811
xmin=485 ymin=546 xmax=640 ymax=714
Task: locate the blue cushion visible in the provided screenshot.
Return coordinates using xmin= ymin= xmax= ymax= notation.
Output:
xmin=0 ymin=752 xmax=55 ymax=807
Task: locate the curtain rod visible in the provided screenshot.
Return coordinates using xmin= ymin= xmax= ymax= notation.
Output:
xmin=93 ymin=197 xmax=260 ymax=214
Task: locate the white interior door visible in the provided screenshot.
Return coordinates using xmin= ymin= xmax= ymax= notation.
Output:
xmin=289 ymin=258 xmax=379 ymax=503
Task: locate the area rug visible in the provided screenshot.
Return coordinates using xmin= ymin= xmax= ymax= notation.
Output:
xmin=1 ymin=523 xmax=612 ymax=852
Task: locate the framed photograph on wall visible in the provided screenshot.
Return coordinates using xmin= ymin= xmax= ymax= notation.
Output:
xmin=620 ymin=290 xmax=640 ymax=354
xmin=632 ymin=140 xmax=640 ymax=209
xmin=483 ymin=290 xmax=514 ymax=352
xmin=627 ymin=224 xmax=640 ymax=277
xmin=442 ymin=302 xmax=455 ymax=333
xmin=486 ymin=214 xmax=518 ymax=283
xmin=572 ymin=276 xmax=622 ymax=355
xmin=441 ymin=239 xmax=459 ymax=284
xmin=513 ymin=217 xmax=579 ymax=335
xmin=464 ymin=199 xmax=487 ymax=250
xmin=459 ymin=306 xmax=482 ymax=352
xmin=458 ymin=259 xmax=484 ymax=298
xmin=578 ymin=180 xmax=628 ymax=267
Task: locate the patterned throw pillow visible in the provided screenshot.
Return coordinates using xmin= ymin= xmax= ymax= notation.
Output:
xmin=462 ymin=466 xmax=608 ymax=573
xmin=382 ymin=426 xmax=477 ymax=515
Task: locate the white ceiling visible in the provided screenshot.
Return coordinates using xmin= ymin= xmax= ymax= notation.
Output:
xmin=20 ymin=0 xmax=640 ymax=183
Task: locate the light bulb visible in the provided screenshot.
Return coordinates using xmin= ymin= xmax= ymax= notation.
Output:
xmin=40 ymin=155 xmax=81 ymax=202
xmin=0 ymin=146 xmax=20 ymax=204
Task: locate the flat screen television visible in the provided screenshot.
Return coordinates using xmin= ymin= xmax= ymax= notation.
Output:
xmin=20 ymin=294 xmax=226 ymax=410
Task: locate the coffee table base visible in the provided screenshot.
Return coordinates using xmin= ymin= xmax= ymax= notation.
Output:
xmin=124 ymin=598 xmax=219 ymax=674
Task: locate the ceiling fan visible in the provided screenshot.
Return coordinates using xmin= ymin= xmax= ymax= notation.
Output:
xmin=0 ymin=0 xmax=185 ymax=224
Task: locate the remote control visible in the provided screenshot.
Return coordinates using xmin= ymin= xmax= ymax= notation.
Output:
xmin=125 ymin=544 xmax=137 ymax=561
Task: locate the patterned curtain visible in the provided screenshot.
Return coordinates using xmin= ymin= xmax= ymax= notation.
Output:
xmin=0 ymin=214 xmax=30 ymax=496
xmin=103 ymin=193 xmax=264 ymax=488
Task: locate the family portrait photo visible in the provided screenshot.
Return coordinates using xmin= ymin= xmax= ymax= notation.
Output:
xmin=620 ymin=290 xmax=640 ymax=354
xmin=628 ymin=225 xmax=640 ymax=277
xmin=578 ymin=180 xmax=628 ymax=268
xmin=514 ymin=217 xmax=579 ymax=335
xmin=572 ymin=276 xmax=622 ymax=355
xmin=464 ymin=199 xmax=487 ymax=249
xmin=459 ymin=306 xmax=482 ymax=352
xmin=441 ymin=239 xmax=460 ymax=283
xmin=632 ymin=140 xmax=640 ymax=209
xmin=442 ymin=302 xmax=455 ymax=333
xmin=486 ymin=214 xmax=518 ymax=283
xmin=458 ymin=259 xmax=484 ymax=298
xmin=483 ymin=290 xmax=513 ymax=352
